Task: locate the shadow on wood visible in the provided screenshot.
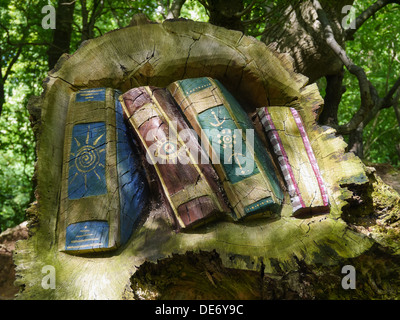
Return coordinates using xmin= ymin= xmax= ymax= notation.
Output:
xmin=13 ymin=18 xmax=400 ymax=300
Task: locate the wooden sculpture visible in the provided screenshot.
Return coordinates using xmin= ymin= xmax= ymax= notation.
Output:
xmin=258 ymin=106 xmax=330 ymax=217
xmin=14 ymin=19 xmax=400 ymax=300
xmin=120 ymin=86 xmax=229 ymax=229
xmin=58 ymin=88 xmax=148 ymax=254
xmin=168 ymin=77 xmax=284 ymax=219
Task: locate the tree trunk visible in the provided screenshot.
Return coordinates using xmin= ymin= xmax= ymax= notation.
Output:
xmin=261 ymin=0 xmax=352 ymax=83
xmin=166 ymin=0 xmax=187 ymax=19
xmin=319 ymin=68 xmax=346 ymax=126
xmin=14 ymin=18 xmax=400 ymax=300
xmin=348 ymin=124 xmax=364 ymax=158
xmin=0 ymin=80 xmax=4 ymax=116
xmin=80 ymin=0 xmax=104 ymax=42
xmin=392 ymin=90 xmax=400 ymax=161
xmin=47 ymin=0 xmax=76 ymax=70
xmin=204 ymin=0 xmax=246 ymax=32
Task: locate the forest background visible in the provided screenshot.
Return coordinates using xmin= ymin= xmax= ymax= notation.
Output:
xmin=0 ymin=0 xmax=399 ymax=232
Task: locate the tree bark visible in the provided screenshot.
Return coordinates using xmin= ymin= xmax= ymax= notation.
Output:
xmin=261 ymin=0 xmax=352 ymax=83
xmin=319 ymin=67 xmax=345 ymax=126
xmin=47 ymin=0 xmax=76 ymax=70
xmin=13 ymin=18 xmax=400 ymax=300
xmin=347 ymin=124 xmax=364 ymax=158
xmin=393 ymin=88 xmax=400 ymax=129
xmin=0 ymin=45 xmax=23 ymax=116
xmin=166 ymin=0 xmax=187 ymax=19
xmin=80 ymin=0 xmax=104 ymax=42
xmin=201 ymin=0 xmax=247 ymax=32
xmin=393 ymin=89 xmax=400 ymax=160
xmin=0 ymin=81 xmax=4 ymax=117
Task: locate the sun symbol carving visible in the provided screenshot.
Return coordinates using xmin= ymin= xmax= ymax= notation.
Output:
xmin=217 ymin=129 xmax=237 ymax=149
xmin=68 ymin=123 xmax=106 ymax=193
xmin=153 ymin=135 xmax=186 ymax=162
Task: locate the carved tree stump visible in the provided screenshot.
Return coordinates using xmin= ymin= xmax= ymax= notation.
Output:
xmin=15 ymin=18 xmax=400 ymax=300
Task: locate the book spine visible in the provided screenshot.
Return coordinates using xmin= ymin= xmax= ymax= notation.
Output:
xmin=114 ymin=91 xmax=149 ymax=245
xmin=258 ymin=106 xmax=330 ymax=216
xmin=59 ymin=88 xmax=148 ymax=254
xmin=168 ymin=77 xmax=283 ymax=220
xmin=120 ymin=86 xmax=229 ymax=229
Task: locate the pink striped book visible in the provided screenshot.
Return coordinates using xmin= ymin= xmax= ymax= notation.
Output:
xmin=258 ymin=106 xmax=329 ymax=216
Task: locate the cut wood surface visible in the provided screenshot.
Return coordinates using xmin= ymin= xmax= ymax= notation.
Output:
xmin=13 ymin=18 xmax=399 ymax=300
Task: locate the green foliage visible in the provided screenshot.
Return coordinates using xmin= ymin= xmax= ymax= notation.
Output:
xmin=339 ymin=0 xmax=400 ymax=166
xmin=180 ymin=0 xmax=208 ymax=21
xmin=0 ymin=94 xmax=35 ymax=231
xmin=0 ymin=0 xmax=50 ymax=232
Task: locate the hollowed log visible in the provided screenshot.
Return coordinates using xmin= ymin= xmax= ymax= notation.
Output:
xmin=14 ymin=18 xmax=400 ymax=300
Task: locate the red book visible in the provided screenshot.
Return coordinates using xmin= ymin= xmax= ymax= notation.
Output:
xmin=120 ymin=86 xmax=230 ymax=229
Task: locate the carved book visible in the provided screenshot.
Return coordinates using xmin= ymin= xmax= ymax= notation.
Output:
xmin=119 ymin=86 xmax=230 ymax=229
xmin=58 ymin=88 xmax=149 ymax=254
xmin=168 ymin=77 xmax=283 ymax=220
xmin=258 ymin=106 xmax=330 ymax=216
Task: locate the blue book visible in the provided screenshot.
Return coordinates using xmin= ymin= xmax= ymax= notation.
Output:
xmin=59 ymin=88 xmax=148 ymax=254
